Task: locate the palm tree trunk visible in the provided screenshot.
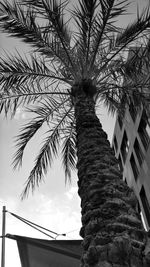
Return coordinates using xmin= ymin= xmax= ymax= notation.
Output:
xmin=74 ymin=88 xmax=150 ymax=267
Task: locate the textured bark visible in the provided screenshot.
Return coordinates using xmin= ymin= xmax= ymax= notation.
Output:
xmin=73 ymin=86 xmax=150 ymax=267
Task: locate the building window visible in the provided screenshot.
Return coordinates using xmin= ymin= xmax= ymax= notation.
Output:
xmin=134 ymin=138 xmax=144 ymax=166
xmin=118 ymin=154 xmax=123 ymax=172
xmin=112 ymin=145 xmax=115 ymax=155
xmin=146 ymin=123 xmax=150 ymax=137
xmin=121 ymin=131 xmax=129 ymax=163
xmin=138 ymin=110 xmax=150 ymax=150
xmin=130 ymin=153 xmax=139 ymax=181
xmin=114 ymin=135 xmax=118 ymax=152
xmin=140 ymin=186 xmax=150 ymax=227
xmin=124 ymin=178 xmax=127 ymax=184
xmin=118 ymin=115 xmax=123 ymax=129
xmin=129 ymin=103 xmax=137 ymax=122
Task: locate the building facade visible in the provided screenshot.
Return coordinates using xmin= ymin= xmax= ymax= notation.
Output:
xmin=112 ymin=105 xmax=150 ymax=230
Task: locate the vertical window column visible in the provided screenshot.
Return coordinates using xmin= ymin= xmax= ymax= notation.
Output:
xmin=130 ymin=153 xmax=139 ymax=181
xmin=121 ymin=131 xmax=129 ymax=163
xmin=118 ymin=115 xmax=123 ymax=129
xmin=138 ymin=110 xmax=150 ymax=150
xmin=118 ymin=154 xmax=123 ymax=172
xmin=140 ymin=186 xmax=150 ymax=227
xmin=113 ymin=135 xmax=118 ymax=153
xmin=129 ymin=103 xmax=137 ymax=122
xmin=134 ymin=138 xmax=144 ymax=166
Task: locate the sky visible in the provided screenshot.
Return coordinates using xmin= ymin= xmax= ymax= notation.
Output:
xmin=0 ymin=0 xmax=149 ymax=266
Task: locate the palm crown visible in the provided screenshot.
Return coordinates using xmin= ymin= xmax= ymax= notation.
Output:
xmin=0 ymin=0 xmax=150 ymax=197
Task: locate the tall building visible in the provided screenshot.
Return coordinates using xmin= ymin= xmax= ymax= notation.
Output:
xmin=112 ymin=105 xmax=150 ymax=230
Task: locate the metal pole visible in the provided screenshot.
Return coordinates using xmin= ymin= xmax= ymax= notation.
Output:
xmin=1 ymin=206 xmax=6 ymax=267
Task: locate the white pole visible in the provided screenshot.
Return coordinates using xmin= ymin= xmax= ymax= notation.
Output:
xmin=1 ymin=206 xmax=6 ymax=267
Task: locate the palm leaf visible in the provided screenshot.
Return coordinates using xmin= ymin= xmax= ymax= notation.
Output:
xmin=22 ymin=0 xmax=70 ymax=44
xmin=20 ymin=103 xmax=73 ymax=198
xmin=0 ymin=0 xmax=76 ymax=74
xmin=20 ymin=0 xmax=77 ymax=74
xmin=0 ymin=1 xmax=46 ymax=51
xmin=61 ymin=122 xmax=76 ymax=182
xmin=100 ymin=5 xmax=150 ymax=71
xmin=12 ymin=96 xmax=71 ymax=169
xmin=89 ymin=1 xmax=150 ymax=76
xmin=0 ymin=88 xmax=42 ymax=117
xmin=116 ymin=5 xmax=150 ymax=46
xmin=72 ymin=0 xmax=98 ymax=71
xmin=0 ymin=79 xmax=71 ymax=117
xmin=122 ymin=47 xmax=149 ymax=79
xmin=0 ymin=47 xmax=71 ymax=117
xmin=21 ymin=128 xmax=60 ymax=199
xmin=0 ymin=52 xmax=72 ymax=90
xmin=13 ymin=118 xmax=45 ymax=169
xmin=89 ymin=0 xmax=129 ymax=69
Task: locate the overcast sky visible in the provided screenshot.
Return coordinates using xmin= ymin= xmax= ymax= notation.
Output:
xmin=0 ymin=0 xmax=149 ymax=266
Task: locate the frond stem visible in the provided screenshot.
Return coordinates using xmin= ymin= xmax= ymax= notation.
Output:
xmin=89 ymin=0 xmax=115 ymax=70
xmin=99 ymin=23 xmax=150 ymax=73
xmin=40 ymin=1 xmax=76 ymax=78
xmin=86 ymin=9 xmax=95 ymax=67
xmin=1 ymin=91 xmax=70 ymax=101
xmin=1 ymin=70 xmax=72 ymax=84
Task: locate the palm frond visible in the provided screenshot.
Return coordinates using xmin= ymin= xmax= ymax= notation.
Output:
xmin=61 ymin=122 xmax=76 ymax=182
xmin=89 ymin=0 xmax=129 ymax=70
xmin=0 ymin=52 xmax=72 ymax=90
xmin=115 ymin=5 xmax=150 ymax=46
xmin=22 ymin=0 xmax=70 ymax=44
xmin=21 ymin=127 xmax=60 ymax=199
xmin=19 ymin=101 xmax=73 ymax=198
xmin=13 ymin=118 xmax=45 ymax=169
xmin=20 ymin=0 xmax=77 ymax=75
xmin=0 ymin=48 xmax=72 ymax=117
xmin=0 ymin=79 xmax=71 ymax=117
xmin=101 ymin=86 xmax=123 ymax=116
xmin=0 ymin=0 xmax=76 ymax=74
xmin=12 ymin=96 xmax=71 ymax=169
xmin=0 ymin=1 xmax=46 ymax=51
xmin=0 ymin=88 xmax=41 ymax=117
xmin=72 ymin=0 xmax=98 ymax=72
xmin=94 ymin=3 xmax=150 ymax=76
xmin=122 ymin=47 xmax=150 ymax=79
xmin=100 ymin=77 xmax=150 ymax=118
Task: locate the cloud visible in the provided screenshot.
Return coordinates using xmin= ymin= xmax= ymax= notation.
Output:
xmin=0 ymin=188 xmax=82 ymax=267
xmin=0 ymin=197 xmax=18 ymax=213
xmin=31 ymin=192 xmax=81 ymax=238
xmin=64 ymin=186 xmax=78 ymax=200
xmin=9 ymin=192 xmax=82 ymax=239
xmin=14 ymin=107 xmax=27 ymax=120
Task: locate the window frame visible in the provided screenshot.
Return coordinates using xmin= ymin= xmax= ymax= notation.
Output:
xmin=121 ymin=131 xmax=129 ymax=163
xmin=130 ymin=153 xmax=139 ymax=181
xmin=138 ymin=110 xmax=150 ymax=150
xmin=134 ymin=138 xmax=144 ymax=166
xmin=140 ymin=186 xmax=150 ymax=227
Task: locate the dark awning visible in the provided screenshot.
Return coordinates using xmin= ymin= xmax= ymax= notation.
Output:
xmin=6 ymin=234 xmax=82 ymax=267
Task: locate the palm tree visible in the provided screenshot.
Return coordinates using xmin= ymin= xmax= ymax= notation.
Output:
xmin=0 ymin=0 xmax=150 ymax=266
